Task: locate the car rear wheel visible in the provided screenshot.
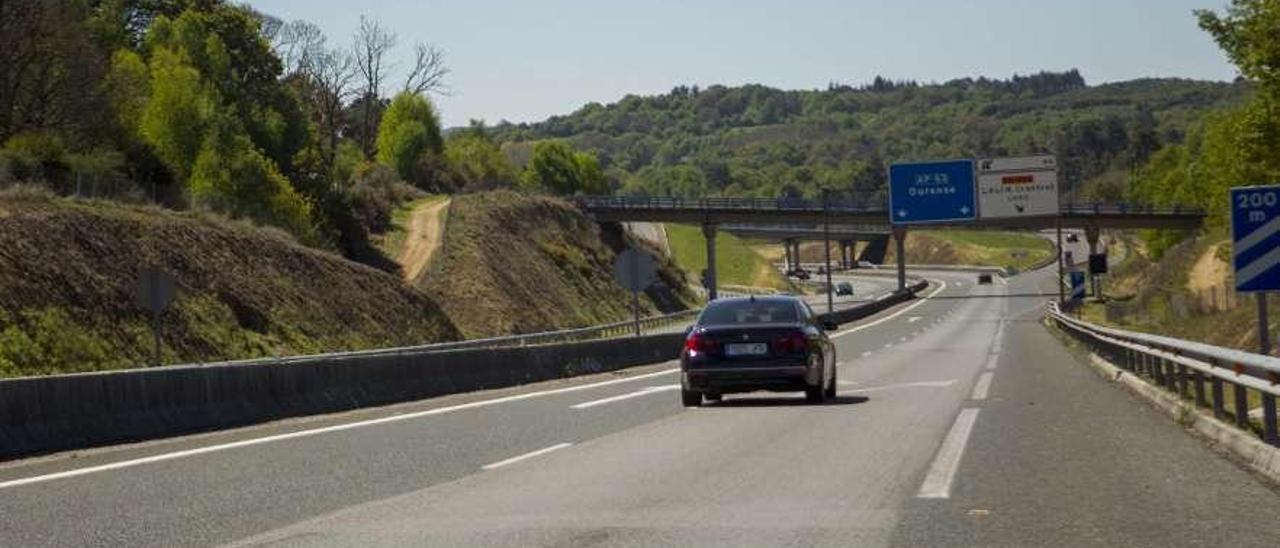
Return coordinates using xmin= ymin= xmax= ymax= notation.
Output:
xmin=681 ymin=389 xmax=702 ymax=407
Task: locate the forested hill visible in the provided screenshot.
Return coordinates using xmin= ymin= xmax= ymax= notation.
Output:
xmin=491 ymin=71 xmax=1247 ymax=202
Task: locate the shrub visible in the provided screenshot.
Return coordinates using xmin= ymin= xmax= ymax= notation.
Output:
xmin=347 ymin=163 xmax=424 ymax=233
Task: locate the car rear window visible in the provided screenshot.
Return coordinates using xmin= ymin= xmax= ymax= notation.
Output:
xmin=699 ymin=301 xmax=799 ymax=325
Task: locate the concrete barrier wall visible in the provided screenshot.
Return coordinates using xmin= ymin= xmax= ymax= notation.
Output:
xmin=0 ymin=333 xmax=684 ymax=460
xmin=818 ymin=280 xmax=928 ymax=325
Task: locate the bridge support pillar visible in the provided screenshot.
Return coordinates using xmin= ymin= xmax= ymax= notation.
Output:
xmin=840 ymin=241 xmax=851 ymax=270
xmin=791 ymin=240 xmax=802 ymax=271
xmin=703 ymin=223 xmax=719 ymax=301
xmin=1086 ymin=226 xmax=1101 ymax=297
xmin=893 ymin=227 xmax=907 ymax=292
xmin=783 ymin=238 xmax=796 ymax=272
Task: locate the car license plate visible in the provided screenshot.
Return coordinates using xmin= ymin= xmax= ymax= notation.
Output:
xmin=725 ymin=343 xmax=767 ymax=356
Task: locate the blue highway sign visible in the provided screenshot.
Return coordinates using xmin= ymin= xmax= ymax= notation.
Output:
xmin=889 ymin=160 xmax=977 ymax=224
xmin=1231 ymin=185 xmax=1280 ymax=292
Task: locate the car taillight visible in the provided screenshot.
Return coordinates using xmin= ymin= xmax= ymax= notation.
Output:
xmin=772 ymin=331 xmax=809 ymax=354
xmin=685 ymin=332 xmax=719 ymax=353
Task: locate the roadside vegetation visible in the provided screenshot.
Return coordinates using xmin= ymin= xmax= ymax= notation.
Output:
xmin=902 ymin=231 xmax=1055 ymax=272
xmin=665 ymin=224 xmax=791 ymax=291
xmin=1064 ymin=1 xmax=1280 ymax=354
xmin=750 ymin=230 xmax=1052 ymax=273
xmin=493 ymin=73 xmax=1244 ymax=204
xmin=0 ymin=188 xmax=460 ymax=377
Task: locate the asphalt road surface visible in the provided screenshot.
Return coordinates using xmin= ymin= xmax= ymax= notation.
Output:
xmin=1 ymin=262 xmax=1278 ymax=547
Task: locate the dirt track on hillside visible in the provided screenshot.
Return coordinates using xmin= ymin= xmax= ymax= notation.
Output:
xmin=399 ymin=198 xmax=450 ymax=281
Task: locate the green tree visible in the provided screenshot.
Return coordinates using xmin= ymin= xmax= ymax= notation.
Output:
xmin=138 ymin=48 xmax=211 ymax=182
xmin=188 ymin=116 xmax=316 ymax=241
xmin=445 ymin=132 xmax=519 ymax=191
xmin=374 ymin=91 xmax=443 ymax=183
xmin=521 ymin=140 xmax=606 ymax=195
xmin=1198 ymin=1 xmax=1280 ymax=94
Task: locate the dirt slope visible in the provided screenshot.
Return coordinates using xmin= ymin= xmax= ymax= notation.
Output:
xmin=419 ymin=191 xmax=696 ymax=339
xmin=0 ymin=191 xmax=460 ymax=377
xmin=399 ymin=197 xmax=450 ymax=281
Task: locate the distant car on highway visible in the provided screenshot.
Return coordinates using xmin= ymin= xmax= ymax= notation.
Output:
xmin=835 ymin=282 xmax=853 ymax=296
xmin=1066 ymin=233 xmax=1079 ymax=243
xmin=977 ymin=273 xmax=993 ymax=285
xmin=792 ymin=268 xmax=811 ymax=280
xmin=856 ymin=260 xmax=877 ymax=269
xmin=680 ymin=295 xmax=838 ymax=406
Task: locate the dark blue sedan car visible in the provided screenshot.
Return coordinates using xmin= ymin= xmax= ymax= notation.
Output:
xmin=680 ymin=295 xmax=839 ymax=406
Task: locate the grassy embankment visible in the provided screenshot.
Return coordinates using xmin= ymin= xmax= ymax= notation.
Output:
xmin=0 ymin=188 xmax=461 ymax=377
xmin=888 ymin=230 xmax=1054 ymax=272
xmin=750 ymin=230 xmax=1053 ymax=273
xmin=663 ymin=224 xmax=791 ymax=292
xmin=420 ymin=191 xmax=698 ymax=339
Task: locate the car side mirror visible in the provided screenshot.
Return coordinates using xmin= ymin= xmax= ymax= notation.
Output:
xmin=821 ymin=320 xmax=839 ymax=331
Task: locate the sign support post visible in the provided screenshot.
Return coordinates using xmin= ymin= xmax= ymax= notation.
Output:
xmin=631 ymin=256 xmax=642 ymax=336
xmin=613 ymin=249 xmax=657 ymax=337
xmin=1230 ymin=184 xmax=1280 ymax=446
xmin=136 ymin=268 xmax=176 ymax=368
xmin=823 ymin=189 xmax=834 ymax=314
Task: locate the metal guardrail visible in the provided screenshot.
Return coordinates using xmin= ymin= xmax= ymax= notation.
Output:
xmin=1048 ymin=302 xmax=1280 ymax=446
xmin=208 ymin=309 xmax=703 ymax=368
xmin=578 ymin=196 xmax=1205 ymax=217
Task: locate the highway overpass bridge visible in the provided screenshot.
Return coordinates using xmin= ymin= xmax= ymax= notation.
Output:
xmin=577 ymin=195 xmax=1205 ymax=298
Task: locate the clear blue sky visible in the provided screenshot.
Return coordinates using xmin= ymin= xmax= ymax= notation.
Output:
xmin=247 ymin=0 xmax=1238 ymax=128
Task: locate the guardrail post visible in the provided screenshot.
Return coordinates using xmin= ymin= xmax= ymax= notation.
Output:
xmin=1264 ymin=393 xmax=1278 ymax=446
xmin=1234 ymin=381 xmax=1250 ymax=429
xmin=1192 ymin=371 xmax=1206 ymax=408
xmin=1176 ymin=364 xmax=1188 ymax=398
xmin=1212 ymin=377 xmax=1226 ymax=419
xmin=1165 ymin=359 xmax=1179 ymax=393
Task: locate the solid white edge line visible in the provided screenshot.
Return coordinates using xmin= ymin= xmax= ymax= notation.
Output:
xmin=0 ymin=368 xmax=679 ymax=490
xmin=832 ymin=280 xmax=948 ymax=339
xmin=984 ymin=354 xmax=998 ymax=371
xmin=917 ymin=408 xmax=981 ymax=499
xmin=570 ymin=385 xmax=680 ymax=409
xmin=970 ymin=372 xmax=994 ymax=401
xmin=481 ymin=442 xmax=573 ymax=470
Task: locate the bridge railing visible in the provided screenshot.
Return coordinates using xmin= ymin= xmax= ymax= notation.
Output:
xmin=575 ymin=195 xmax=885 ymax=213
xmin=1059 ymin=202 xmax=1206 ymax=215
xmin=578 ymin=196 xmax=1205 ymax=217
xmin=1047 ymin=302 xmax=1279 ymax=447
